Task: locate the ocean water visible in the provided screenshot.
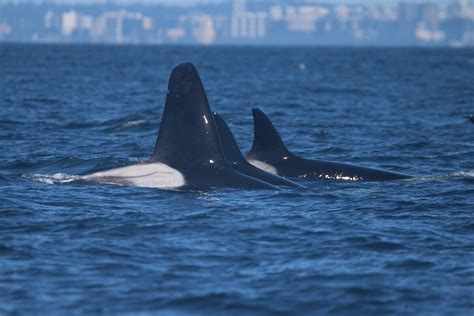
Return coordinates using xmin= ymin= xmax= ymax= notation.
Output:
xmin=1 ymin=44 xmax=473 ymax=315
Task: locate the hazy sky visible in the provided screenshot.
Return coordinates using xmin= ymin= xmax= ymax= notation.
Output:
xmin=0 ymin=0 xmax=457 ymax=4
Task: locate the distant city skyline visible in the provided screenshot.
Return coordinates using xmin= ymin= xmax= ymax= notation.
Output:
xmin=0 ymin=0 xmax=462 ymax=5
xmin=1 ymin=0 xmax=473 ymax=46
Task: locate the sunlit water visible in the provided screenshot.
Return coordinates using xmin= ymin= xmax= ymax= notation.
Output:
xmin=1 ymin=44 xmax=473 ymax=315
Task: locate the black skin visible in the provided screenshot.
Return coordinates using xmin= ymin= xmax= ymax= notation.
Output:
xmin=178 ymin=164 xmax=279 ymax=190
xmin=213 ymin=112 xmax=305 ymax=188
xmin=246 ymin=108 xmax=412 ymax=181
xmin=150 ymin=62 xmax=278 ymax=190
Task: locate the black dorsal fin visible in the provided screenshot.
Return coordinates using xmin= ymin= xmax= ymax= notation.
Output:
xmin=150 ymin=62 xmax=225 ymax=167
xmin=213 ymin=112 xmax=247 ymax=164
xmin=214 ymin=112 xmax=305 ymax=188
xmin=248 ymin=108 xmax=290 ymax=157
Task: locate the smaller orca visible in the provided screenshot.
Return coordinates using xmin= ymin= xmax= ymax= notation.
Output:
xmin=245 ymin=108 xmax=412 ymax=181
xmin=84 ymin=63 xmax=277 ymax=190
xmin=213 ymin=112 xmax=305 ymax=188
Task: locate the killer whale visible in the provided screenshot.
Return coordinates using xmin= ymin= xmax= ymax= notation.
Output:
xmin=245 ymin=108 xmax=412 ymax=181
xmin=213 ymin=112 xmax=304 ymax=188
xmin=84 ymin=63 xmax=277 ymax=190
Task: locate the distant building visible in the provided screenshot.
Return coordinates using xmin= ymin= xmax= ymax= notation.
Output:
xmin=0 ymin=0 xmax=473 ymax=46
xmin=192 ymin=15 xmax=216 ymax=44
xmin=62 ymin=10 xmax=78 ymax=36
xmin=231 ymin=0 xmax=267 ymax=40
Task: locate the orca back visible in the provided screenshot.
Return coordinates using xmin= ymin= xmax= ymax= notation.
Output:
xmin=246 ymin=108 xmax=411 ymax=181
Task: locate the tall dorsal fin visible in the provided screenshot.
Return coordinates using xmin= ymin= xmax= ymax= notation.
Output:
xmin=151 ymin=62 xmax=225 ymax=167
xmin=213 ymin=112 xmax=247 ymax=164
xmin=248 ymin=108 xmax=290 ymax=157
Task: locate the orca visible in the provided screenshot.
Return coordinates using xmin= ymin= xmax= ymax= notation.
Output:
xmin=213 ymin=112 xmax=305 ymax=188
xmin=245 ymin=108 xmax=412 ymax=181
xmin=84 ymin=63 xmax=277 ymax=190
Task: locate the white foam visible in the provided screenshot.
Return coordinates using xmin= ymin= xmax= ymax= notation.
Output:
xmin=123 ymin=119 xmax=146 ymax=127
xmin=450 ymin=171 xmax=474 ymax=178
xmin=31 ymin=173 xmax=79 ymax=184
xmin=319 ymin=173 xmax=362 ymax=181
xmin=407 ymin=171 xmax=474 ymax=182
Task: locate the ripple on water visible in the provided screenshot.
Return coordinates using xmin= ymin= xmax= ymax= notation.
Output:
xmin=384 ymin=259 xmax=435 ymax=270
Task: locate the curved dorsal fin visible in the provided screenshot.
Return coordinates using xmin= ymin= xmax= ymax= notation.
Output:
xmin=248 ymin=108 xmax=290 ymax=157
xmin=214 ymin=112 xmax=306 ymax=188
xmin=213 ymin=112 xmax=247 ymax=164
xmin=151 ymin=62 xmax=225 ymax=167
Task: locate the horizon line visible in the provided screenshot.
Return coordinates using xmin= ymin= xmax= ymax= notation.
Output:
xmin=1 ymin=40 xmax=472 ymax=48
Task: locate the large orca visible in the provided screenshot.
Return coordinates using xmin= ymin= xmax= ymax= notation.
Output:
xmin=84 ymin=63 xmax=277 ymax=190
xmin=245 ymin=108 xmax=412 ymax=181
xmin=213 ymin=112 xmax=304 ymax=188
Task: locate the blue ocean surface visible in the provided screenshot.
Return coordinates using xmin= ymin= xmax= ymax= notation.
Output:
xmin=1 ymin=44 xmax=473 ymax=315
